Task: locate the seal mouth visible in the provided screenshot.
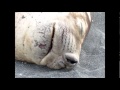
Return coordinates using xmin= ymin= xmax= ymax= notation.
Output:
xmin=47 ymin=23 xmax=55 ymax=54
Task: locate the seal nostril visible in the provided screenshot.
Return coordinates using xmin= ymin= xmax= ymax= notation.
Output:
xmin=66 ymin=58 xmax=78 ymax=64
xmin=64 ymin=53 xmax=78 ymax=65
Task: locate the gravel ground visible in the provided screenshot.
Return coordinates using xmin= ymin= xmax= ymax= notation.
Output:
xmin=15 ymin=12 xmax=105 ymax=78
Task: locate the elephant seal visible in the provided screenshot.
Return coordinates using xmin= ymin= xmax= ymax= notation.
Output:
xmin=15 ymin=12 xmax=92 ymax=69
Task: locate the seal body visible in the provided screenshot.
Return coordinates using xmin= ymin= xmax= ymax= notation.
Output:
xmin=15 ymin=12 xmax=92 ymax=69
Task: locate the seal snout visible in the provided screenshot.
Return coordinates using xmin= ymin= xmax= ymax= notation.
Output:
xmin=64 ymin=53 xmax=79 ymax=66
xmin=65 ymin=55 xmax=78 ymax=64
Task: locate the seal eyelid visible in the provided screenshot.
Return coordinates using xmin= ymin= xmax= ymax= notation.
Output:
xmin=79 ymin=22 xmax=83 ymax=36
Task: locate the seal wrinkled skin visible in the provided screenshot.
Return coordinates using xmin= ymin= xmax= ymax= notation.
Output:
xmin=15 ymin=12 xmax=92 ymax=69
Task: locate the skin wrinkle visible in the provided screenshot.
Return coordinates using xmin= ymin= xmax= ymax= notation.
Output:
xmin=63 ymin=28 xmax=66 ymax=51
xmin=50 ymin=24 xmax=59 ymax=55
xmin=63 ymin=29 xmax=67 ymax=50
xmin=67 ymin=30 xmax=70 ymax=51
xmin=61 ymin=25 xmax=66 ymax=51
xmin=68 ymin=30 xmax=70 ymax=52
xmin=65 ymin=26 xmax=69 ymax=51
xmin=47 ymin=23 xmax=55 ymax=54
xmin=69 ymin=29 xmax=71 ymax=52
xmin=66 ymin=27 xmax=70 ymax=51
xmin=62 ymin=27 xmax=64 ymax=50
